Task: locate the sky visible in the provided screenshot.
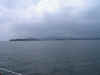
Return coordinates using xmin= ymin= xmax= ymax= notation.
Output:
xmin=0 ymin=0 xmax=100 ymax=40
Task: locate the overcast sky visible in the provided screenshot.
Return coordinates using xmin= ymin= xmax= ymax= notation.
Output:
xmin=0 ymin=0 xmax=100 ymax=40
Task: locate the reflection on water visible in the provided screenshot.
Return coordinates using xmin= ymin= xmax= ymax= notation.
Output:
xmin=0 ymin=40 xmax=100 ymax=75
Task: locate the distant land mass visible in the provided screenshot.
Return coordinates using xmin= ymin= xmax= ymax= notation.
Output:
xmin=9 ymin=37 xmax=100 ymax=41
xmin=10 ymin=38 xmax=40 ymax=41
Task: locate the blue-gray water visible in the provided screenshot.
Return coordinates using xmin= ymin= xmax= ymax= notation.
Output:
xmin=0 ymin=40 xmax=100 ymax=75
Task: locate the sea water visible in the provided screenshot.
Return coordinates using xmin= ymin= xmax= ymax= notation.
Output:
xmin=0 ymin=40 xmax=100 ymax=75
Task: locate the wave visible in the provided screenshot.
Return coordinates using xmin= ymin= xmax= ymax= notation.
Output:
xmin=0 ymin=68 xmax=22 ymax=75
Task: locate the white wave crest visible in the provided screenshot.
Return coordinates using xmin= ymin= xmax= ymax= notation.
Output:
xmin=0 ymin=68 xmax=22 ymax=75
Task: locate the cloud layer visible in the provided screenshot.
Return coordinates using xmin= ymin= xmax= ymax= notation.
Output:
xmin=0 ymin=0 xmax=100 ymax=40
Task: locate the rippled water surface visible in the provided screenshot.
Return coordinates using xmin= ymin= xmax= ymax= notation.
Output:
xmin=0 ymin=40 xmax=100 ymax=75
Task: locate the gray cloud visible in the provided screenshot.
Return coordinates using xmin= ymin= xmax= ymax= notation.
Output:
xmin=0 ymin=0 xmax=100 ymax=40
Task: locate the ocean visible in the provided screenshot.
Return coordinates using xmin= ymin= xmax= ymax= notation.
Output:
xmin=0 ymin=40 xmax=100 ymax=75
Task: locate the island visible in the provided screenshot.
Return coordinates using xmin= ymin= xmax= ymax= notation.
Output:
xmin=10 ymin=38 xmax=40 ymax=41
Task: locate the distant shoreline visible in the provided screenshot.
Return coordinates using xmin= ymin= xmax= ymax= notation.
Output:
xmin=9 ymin=38 xmax=100 ymax=41
xmin=9 ymin=39 xmax=40 ymax=41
